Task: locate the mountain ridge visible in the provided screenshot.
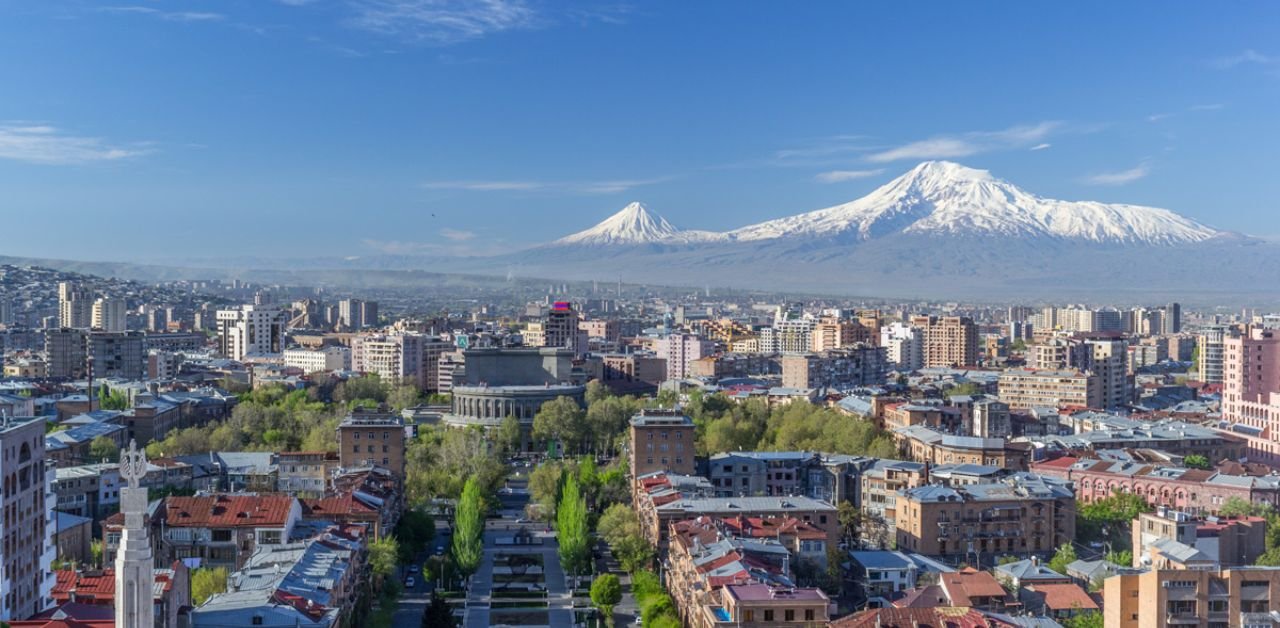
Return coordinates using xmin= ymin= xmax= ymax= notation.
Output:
xmin=550 ymin=161 xmax=1227 ymax=248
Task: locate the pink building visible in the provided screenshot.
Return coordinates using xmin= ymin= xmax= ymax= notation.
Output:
xmin=656 ymin=333 xmax=714 ymax=380
xmin=1222 ymin=327 xmax=1280 ymax=463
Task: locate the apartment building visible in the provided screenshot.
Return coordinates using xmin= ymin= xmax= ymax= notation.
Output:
xmin=629 ymin=410 xmax=696 ymax=479
xmin=1221 ymin=326 xmax=1280 ymax=461
xmin=895 ymin=473 xmax=1075 ymax=560
xmin=998 ymin=368 xmax=1101 ymax=409
xmin=1033 ymin=456 xmax=1280 ymax=514
xmin=655 ymin=332 xmax=714 ymax=380
xmin=107 ymin=494 xmax=301 ymax=571
xmin=0 ymin=415 xmax=56 ymax=620
xmin=880 ymin=322 xmax=923 ymax=372
xmin=910 ymin=315 xmax=978 ymax=368
xmin=1198 ymin=324 xmax=1233 ymax=384
xmin=336 ymin=412 xmax=406 ymax=480
xmin=780 ymin=347 xmax=888 ymax=390
xmin=216 ymin=305 xmax=287 ymax=360
xmin=1132 ymin=507 xmax=1266 ymax=570
xmin=90 ymin=297 xmax=127 ymax=332
xmin=58 ymin=281 xmax=92 ymax=329
xmin=810 ymin=316 xmax=871 ymax=351
xmin=1103 ymin=566 xmax=1280 ymax=628
xmin=283 ymin=346 xmax=351 ymax=373
xmin=893 ymin=425 xmax=1032 ymax=471
xmin=87 ymin=331 xmax=146 ymax=380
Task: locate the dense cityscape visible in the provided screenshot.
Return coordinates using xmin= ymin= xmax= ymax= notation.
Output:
xmin=4 ymin=2 xmax=1278 ymax=628
xmin=3 ymin=264 xmax=1280 ymax=628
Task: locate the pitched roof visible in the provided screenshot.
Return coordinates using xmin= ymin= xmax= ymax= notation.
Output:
xmin=940 ymin=568 xmax=1009 ymax=606
xmin=1025 ymin=582 xmax=1099 ymax=612
xmin=830 ymin=606 xmax=1007 ymax=628
xmin=162 ymin=494 xmax=296 ymax=528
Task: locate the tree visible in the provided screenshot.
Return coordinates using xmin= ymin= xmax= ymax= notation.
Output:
xmin=1061 ymin=612 xmax=1104 ymax=628
xmin=590 ymin=573 xmax=622 ymax=627
xmin=598 ymin=504 xmax=642 ymax=547
xmin=421 ymin=591 xmax=456 ymax=628
xmin=585 ymin=396 xmax=639 ymax=455
xmin=452 ymin=477 xmax=485 ymax=582
xmin=1218 ymin=496 xmax=1272 ymax=517
xmin=395 ymin=510 xmax=436 ymax=564
xmin=529 ymin=462 xmax=567 ymax=519
xmin=369 ymin=536 xmax=400 ymax=588
xmin=389 ymin=383 xmax=422 ymax=411
xmin=837 ymin=501 xmax=862 ymax=547
xmin=88 ymin=436 xmax=119 ymax=463
xmin=1183 ymin=454 xmax=1210 ymax=469
xmin=1048 ymin=542 xmax=1077 ymax=577
xmin=498 ymin=414 xmax=523 ymax=454
xmin=1077 ymin=491 xmax=1149 ymax=551
xmin=532 ymin=396 xmax=587 ymax=456
xmin=557 ymin=475 xmax=591 ymax=577
xmin=613 ymin=534 xmax=655 ymax=573
xmin=1104 ymin=549 xmax=1133 ymax=567
xmin=98 ymin=385 xmax=130 ymax=411
xmin=585 ymin=379 xmax=611 ymax=406
xmin=191 ymin=567 xmax=229 ymax=605
xmin=90 ymin=540 xmax=103 ymax=567
xmin=337 ymin=374 xmax=386 ymax=404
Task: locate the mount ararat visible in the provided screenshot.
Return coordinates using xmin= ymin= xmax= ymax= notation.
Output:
xmin=480 ymin=160 xmax=1262 ymax=299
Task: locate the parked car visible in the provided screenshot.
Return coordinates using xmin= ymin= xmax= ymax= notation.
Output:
xmin=405 ymin=576 xmax=416 ymax=588
xmin=409 ymin=564 xmax=420 ymax=573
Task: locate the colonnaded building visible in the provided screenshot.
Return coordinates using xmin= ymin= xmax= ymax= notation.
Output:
xmin=443 ymin=347 xmax=586 ymax=451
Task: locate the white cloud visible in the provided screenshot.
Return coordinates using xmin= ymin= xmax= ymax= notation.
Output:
xmin=1189 ymin=103 xmax=1225 ymax=111
xmin=440 ymin=228 xmax=476 ymax=241
xmin=421 ymin=180 xmax=543 ymax=191
xmin=1211 ymin=49 xmax=1276 ymax=69
xmin=1030 ymin=143 xmax=1051 ymax=151
xmin=420 ymin=176 xmax=666 ymax=195
xmin=100 ymin=6 xmax=225 ymax=21
xmin=346 ymin=0 xmax=538 ymax=45
xmin=1147 ymin=113 xmax=1174 ymax=122
xmin=1083 ymin=163 xmax=1151 ymax=186
xmin=0 ymin=124 xmax=149 ymax=165
xmin=866 ymin=138 xmax=980 ymax=163
xmin=813 ymin=169 xmax=884 ymax=183
xmin=866 ymin=122 xmax=1062 ymax=163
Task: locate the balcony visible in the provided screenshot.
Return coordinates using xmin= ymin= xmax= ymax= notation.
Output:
xmin=1164 ymin=613 xmax=1199 ymax=625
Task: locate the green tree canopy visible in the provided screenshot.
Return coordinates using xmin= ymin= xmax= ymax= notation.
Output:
xmin=590 ymin=574 xmax=622 ymax=627
xmin=533 ymin=396 xmax=587 ymax=456
xmin=191 ymin=567 xmax=229 ymax=605
xmin=88 ymin=436 xmax=119 ymax=463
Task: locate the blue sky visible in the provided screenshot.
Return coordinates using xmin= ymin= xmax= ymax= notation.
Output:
xmin=1 ymin=1 xmax=1278 ymax=261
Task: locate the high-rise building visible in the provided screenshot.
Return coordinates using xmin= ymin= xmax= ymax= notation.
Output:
xmin=998 ymin=368 xmax=1101 ymax=409
xmin=1163 ymin=302 xmax=1182 ymax=334
xmin=339 ymin=298 xmax=379 ymax=330
xmin=87 ymin=331 xmax=147 ymax=380
xmin=216 ymin=305 xmax=287 ymax=361
xmin=880 ymin=322 xmax=923 ymax=371
xmin=781 ymin=347 xmax=888 ymax=389
xmin=45 ymin=328 xmax=88 ymax=379
xmin=810 ymin=317 xmax=868 ymax=351
xmin=910 ymin=315 xmax=978 ymax=368
xmin=0 ymin=415 xmax=57 ymax=620
xmin=1085 ymin=338 xmax=1130 ymax=409
xmin=1197 ymin=325 xmax=1232 ymax=384
xmin=353 ymin=332 xmax=421 ymax=386
xmin=655 ymin=332 xmax=714 ymax=380
xmin=760 ymin=318 xmax=815 ymax=354
xmin=539 ymin=301 xmax=585 ymax=355
xmin=1222 ymin=327 xmax=1280 ymax=461
xmin=91 ymin=297 xmax=128 ymax=332
xmin=58 ymin=281 xmax=93 ymax=329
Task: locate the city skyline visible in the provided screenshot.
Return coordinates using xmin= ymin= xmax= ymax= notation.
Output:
xmin=1 ymin=2 xmax=1278 ymax=260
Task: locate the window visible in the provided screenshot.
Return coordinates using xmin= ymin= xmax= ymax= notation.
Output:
xmin=763 ymin=610 xmax=774 ymax=622
xmin=353 ymin=445 xmax=359 ymax=452
xmin=354 ymin=432 xmax=360 ymax=440
xmin=743 ymin=611 xmax=753 ymax=622
xmin=784 ymin=610 xmax=794 ymax=621
xmin=805 ymin=609 xmax=815 ymax=621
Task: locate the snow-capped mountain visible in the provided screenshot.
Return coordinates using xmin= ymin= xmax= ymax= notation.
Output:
xmin=725 ymin=161 xmax=1222 ymax=245
xmin=553 ymin=201 xmax=722 ymax=245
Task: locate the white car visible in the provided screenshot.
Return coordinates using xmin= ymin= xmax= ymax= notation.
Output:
xmin=405 ymin=576 xmax=416 ymax=588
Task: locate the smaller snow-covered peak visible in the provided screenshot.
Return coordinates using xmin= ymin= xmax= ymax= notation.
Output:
xmin=555 ymin=202 xmax=682 ymax=245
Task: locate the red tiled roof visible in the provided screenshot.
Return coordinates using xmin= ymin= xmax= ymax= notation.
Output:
xmin=8 ymin=620 xmax=115 ymax=628
xmin=300 ymin=492 xmax=377 ymax=517
xmin=830 ymin=607 xmax=1007 ymax=628
xmin=940 ymin=568 xmax=1008 ymax=606
xmin=162 ymin=494 xmax=296 ymax=528
xmin=1026 ymin=583 xmax=1099 ymax=611
xmin=1034 ymin=456 xmax=1080 ymax=469
xmin=52 ymin=570 xmax=113 ymax=603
